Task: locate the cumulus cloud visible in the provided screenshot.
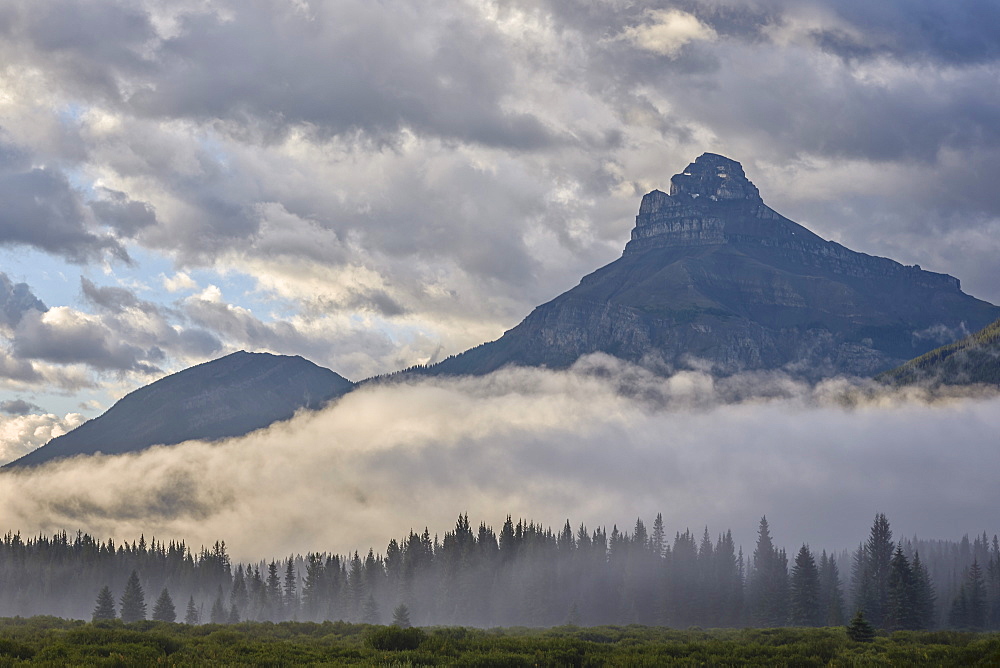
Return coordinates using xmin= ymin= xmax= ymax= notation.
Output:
xmin=1 ymin=360 xmax=995 ymax=561
xmin=0 ymin=411 xmax=85 ymax=464
xmin=0 ymin=271 xmax=47 ymax=330
xmin=621 ymin=10 xmax=717 ymax=57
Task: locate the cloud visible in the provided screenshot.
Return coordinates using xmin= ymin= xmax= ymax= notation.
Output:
xmin=0 ymin=0 xmax=996 ymax=395
xmin=90 ymin=188 xmax=157 ymax=238
xmin=0 ymin=410 xmax=85 ymax=464
xmin=161 ymin=272 xmax=197 ymax=293
xmin=621 ymin=10 xmax=717 ymax=58
xmin=0 ymin=398 xmax=41 ymax=415
xmin=0 ymin=271 xmax=47 ymax=330
xmin=0 ymin=360 xmax=996 ymax=561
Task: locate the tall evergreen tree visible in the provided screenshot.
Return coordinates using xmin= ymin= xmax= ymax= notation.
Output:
xmin=93 ymin=585 xmax=116 ymax=621
xmin=789 ymin=545 xmax=821 ymax=626
xmin=863 ymin=514 xmax=893 ymax=627
xmin=230 ymin=565 xmax=248 ymax=618
xmin=119 ymin=570 xmax=146 ymax=623
xmin=184 ymin=596 xmax=199 ymax=625
xmin=265 ymin=561 xmax=282 ymax=620
xmin=887 ymin=546 xmax=918 ymax=630
xmin=818 ymin=551 xmax=845 ymax=626
xmin=210 ymin=586 xmax=227 ymax=624
xmin=152 ymin=588 xmax=176 ymax=622
xmin=284 ymin=557 xmax=298 ymax=619
xmin=748 ymin=517 xmax=788 ymax=627
xmin=911 ymin=551 xmax=935 ymax=630
xmin=964 ymin=560 xmax=987 ymax=630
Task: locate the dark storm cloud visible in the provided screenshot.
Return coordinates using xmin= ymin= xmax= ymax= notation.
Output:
xmin=0 ymin=272 xmax=47 ymax=329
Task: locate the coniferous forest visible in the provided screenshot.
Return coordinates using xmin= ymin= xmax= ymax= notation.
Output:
xmin=2 ymin=513 xmax=999 ymax=634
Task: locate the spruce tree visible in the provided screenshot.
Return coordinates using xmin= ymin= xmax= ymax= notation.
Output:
xmin=819 ymin=551 xmax=845 ymax=626
xmin=392 ymin=603 xmax=412 ymax=628
xmin=119 ymin=570 xmax=147 ymax=623
xmin=846 ymin=609 xmax=876 ymax=642
xmin=93 ymin=585 xmax=116 ymax=621
xmin=266 ymin=561 xmax=282 ymax=621
xmin=911 ymin=551 xmax=936 ymax=629
xmin=230 ymin=565 xmax=248 ymax=619
xmin=363 ymin=593 xmax=380 ymax=624
xmin=284 ymin=557 xmax=298 ymax=619
xmin=864 ymin=514 xmax=893 ymax=627
xmin=965 ymin=560 xmax=987 ymax=630
xmin=185 ymin=596 xmax=199 ymax=624
xmin=887 ymin=546 xmax=918 ymax=630
xmin=210 ymin=586 xmax=227 ymax=624
xmin=152 ymin=588 xmax=176 ymax=622
xmin=748 ymin=517 xmax=788 ymax=626
xmin=789 ymin=545 xmax=821 ymax=626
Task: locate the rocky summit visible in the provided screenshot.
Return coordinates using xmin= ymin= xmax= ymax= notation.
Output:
xmin=419 ymin=153 xmax=1000 ymax=379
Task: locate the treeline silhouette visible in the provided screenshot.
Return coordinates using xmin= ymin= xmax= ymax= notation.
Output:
xmin=1 ymin=513 xmax=998 ymax=630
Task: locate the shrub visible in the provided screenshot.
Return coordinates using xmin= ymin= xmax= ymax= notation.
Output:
xmin=366 ymin=626 xmax=427 ymax=651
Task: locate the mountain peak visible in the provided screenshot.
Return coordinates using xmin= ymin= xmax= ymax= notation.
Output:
xmin=669 ymin=153 xmax=761 ymax=202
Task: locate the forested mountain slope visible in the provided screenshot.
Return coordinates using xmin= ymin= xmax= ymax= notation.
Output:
xmin=5 ymin=351 xmax=354 ymax=468
xmin=877 ymin=318 xmax=1000 ymax=386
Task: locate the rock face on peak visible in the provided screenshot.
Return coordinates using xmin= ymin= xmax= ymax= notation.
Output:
xmin=416 ymin=154 xmax=1000 ymax=379
xmin=5 ymin=351 xmax=354 ymax=468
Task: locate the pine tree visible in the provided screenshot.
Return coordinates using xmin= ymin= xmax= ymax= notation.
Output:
xmin=119 ymin=570 xmax=147 ymax=623
xmin=266 ymin=561 xmax=282 ymax=620
xmin=227 ymin=604 xmax=241 ymax=624
xmin=230 ymin=564 xmax=248 ymax=618
xmin=392 ymin=603 xmax=412 ymax=628
xmin=789 ymin=545 xmax=821 ymax=626
xmin=965 ymin=560 xmax=987 ymax=630
xmin=818 ymin=551 xmax=845 ymax=626
xmin=93 ymin=585 xmax=116 ymax=621
xmin=363 ymin=593 xmax=380 ymax=624
xmin=846 ymin=609 xmax=876 ymax=642
xmin=864 ymin=514 xmax=893 ymax=627
xmin=748 ymin=517 xmax=788 ymax=626
xmin=210 ymin=586 xmax=227 ymax=624
xmin=651 ymin=513 xmax=665 ymax=559
xmin=185 ymin=596 xmax=199 ymax=624
xmin=887 ymin=546 xmax=918 ymax=630
xmin=152 ymin=588 xmax=176 ymax=622
xmin=911 ymin=551 xmax=936 ymax=629
xmin=284 ymin=557 xmax=298 ymax=619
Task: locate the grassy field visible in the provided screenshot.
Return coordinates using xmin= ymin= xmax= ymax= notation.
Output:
xmin=0 ymin=617 xmax=998 ymax=666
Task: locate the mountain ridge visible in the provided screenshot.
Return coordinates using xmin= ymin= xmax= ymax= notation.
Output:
xmin=5 ymin=350 xmax=354 ymax=468
xmin=404 ymin=153 xmax=999 ymax=379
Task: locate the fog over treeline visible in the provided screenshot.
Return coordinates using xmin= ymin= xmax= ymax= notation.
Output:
xmin=2 ymin=512 xmax=999 ymax=632
xmin=1 ymin=358 xmax=998 ymax=562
